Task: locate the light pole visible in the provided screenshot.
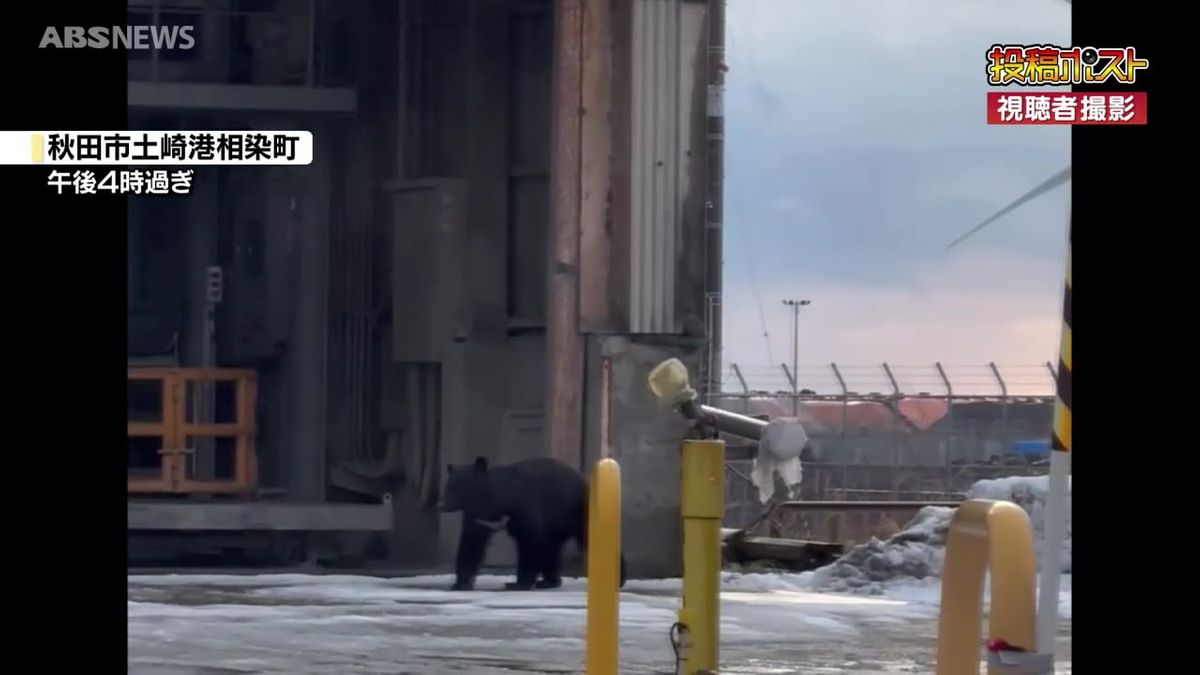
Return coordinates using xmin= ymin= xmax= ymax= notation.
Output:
xmin=781 ymin=299 xmax=811 ymax=416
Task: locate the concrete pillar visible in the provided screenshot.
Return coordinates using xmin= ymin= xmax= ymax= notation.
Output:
xmin=604 ymin=336 xmax=695 ymax=578
xmin=284 ymin=126 xmax=330 ymax=502
xmin=545 ymin=0 xmax=586 ymax=467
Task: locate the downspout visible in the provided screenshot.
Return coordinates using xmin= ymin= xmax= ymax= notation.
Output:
xmin=703 ymin=0 xmax=726 ymax=401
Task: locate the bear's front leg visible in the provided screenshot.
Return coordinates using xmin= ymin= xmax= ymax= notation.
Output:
xmin=504 ymin=536 xmax=540 ymax=590
xmin=451 ymin=519 xmax=494 ymax=591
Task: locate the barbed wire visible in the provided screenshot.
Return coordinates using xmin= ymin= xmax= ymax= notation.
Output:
xmin=720 ymin=362 xmax=1056 ymax=397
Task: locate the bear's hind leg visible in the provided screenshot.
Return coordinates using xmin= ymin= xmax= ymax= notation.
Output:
xmin=574 ymin=523 xmax=627 ymax=588
xmin=504 ymin=536 xmax=539 ymax=591
xmin=535 ymin=537 xmax=566 ymax=589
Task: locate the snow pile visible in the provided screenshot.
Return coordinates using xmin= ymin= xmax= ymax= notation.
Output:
xmin=810 ymin=506 xmax=952 ymax=594
xmin=809 ymin=474 xmax=1071 ymax=595
xmin=969 ymin=475 xmax=1072 ymax=574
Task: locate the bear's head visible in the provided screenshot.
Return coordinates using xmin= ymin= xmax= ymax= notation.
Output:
xmin=439 ymin=456 xmax=502 ymax=520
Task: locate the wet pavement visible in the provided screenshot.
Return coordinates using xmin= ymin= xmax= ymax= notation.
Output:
xmin=127 ymin=573 xmax=1071 ymax=674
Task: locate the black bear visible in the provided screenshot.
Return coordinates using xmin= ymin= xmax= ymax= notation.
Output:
xmin=439 ymin=456 xmax=627 ymax=591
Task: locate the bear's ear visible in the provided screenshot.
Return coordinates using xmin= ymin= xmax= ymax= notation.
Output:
xmin=446 ymin=464 xmax=455 ymax=474
xmin=473 ymin=456 xmax=489 ymax=473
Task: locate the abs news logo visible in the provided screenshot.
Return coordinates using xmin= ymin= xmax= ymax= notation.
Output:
xmin=39 ymin=25 xmax=196 ymax=51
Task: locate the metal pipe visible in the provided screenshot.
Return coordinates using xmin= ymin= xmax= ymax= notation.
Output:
xmin=702 ymin=0 xmax=726 ymax=403
xmin=936 ymin=500 xmax=1038 ymax=674
xmin=779 ymin=363 xmax=796 ymax=393
xmin=697 ymin=404 xmax=767 ymax=440
xmin=306 ymin=0 xmax=316 ymax=86
xmin=831 ymin=362 xmax=849 ymax=494
xmin=781 ymin=299 xmax=810 ymax=415
xmin=599 ymin=357 xmax=612 ymax=460
xmin=730 ymin=363 xmax=748 ymax=394
xmin=772 ymin=500 xmax=963 ymax=511
xmin=882 ymin=362 xmax=900 ymax=396
xmin=990 ymin=361 xmax=1010 ymax=460
xmin=676 ymin=398 xmax=768 ymax=441
xmin=936 ymin=362 xmax=955 ymax=491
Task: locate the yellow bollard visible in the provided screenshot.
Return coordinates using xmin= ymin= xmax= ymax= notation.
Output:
xmin=678 ymin=439 xmax=724 ymax=674
xmin=935 ymin=499 xmax=1038 ymax=675
xmin=586 ymin=458 xmax=622 ymax=675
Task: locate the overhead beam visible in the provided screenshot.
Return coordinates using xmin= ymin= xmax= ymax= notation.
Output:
xmin=128 ymin=82 xmax=358 ymax=113
xmin=127 ymin=497 xmax=394 ymax=531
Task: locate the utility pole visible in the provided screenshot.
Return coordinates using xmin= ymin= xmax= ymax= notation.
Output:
xmin=781 ymin=299 xmax=811 ymax=416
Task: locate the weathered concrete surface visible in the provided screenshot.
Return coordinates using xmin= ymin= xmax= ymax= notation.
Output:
xmin=127 ymin=573 xmax=1073 ymax=674
xmin=603 ymin=337 xmax=703 ymax=578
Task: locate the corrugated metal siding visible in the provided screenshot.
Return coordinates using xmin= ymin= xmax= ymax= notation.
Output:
xmin=629 ymin=0 xmax=681 ymax=333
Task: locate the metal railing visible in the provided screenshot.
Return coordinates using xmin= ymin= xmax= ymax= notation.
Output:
xmin=128 ymin=367 xmax=258 ymax=495
xmin=715 ymin=361 xmax=1057 ymax=541
xmin=718 ymin=361 xmax=1057 ymax=400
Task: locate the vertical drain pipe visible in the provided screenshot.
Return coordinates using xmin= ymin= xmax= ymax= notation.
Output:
xmin=702 ymin=0 xmax=726 ymax=401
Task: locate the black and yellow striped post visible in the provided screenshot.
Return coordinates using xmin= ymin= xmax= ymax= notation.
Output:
xmin=1052 ymin=228 xmax=1071 ymax=453
xmin=1036 ymin=223 xmax=1071 ymax=653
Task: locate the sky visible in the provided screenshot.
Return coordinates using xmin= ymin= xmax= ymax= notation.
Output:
xmin=720 ymin=0 xmax=1071 ymax=394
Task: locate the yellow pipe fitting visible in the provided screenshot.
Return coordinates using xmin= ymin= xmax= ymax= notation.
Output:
xmin=935 ymin=499 xmax=1038 ymax=675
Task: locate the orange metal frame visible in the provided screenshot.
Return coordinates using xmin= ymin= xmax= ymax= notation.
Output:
xmin=127 ymin=367 xmax=258 ymax=495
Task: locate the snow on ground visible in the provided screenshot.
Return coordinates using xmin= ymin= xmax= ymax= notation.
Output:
xmin=126 ymin=475 xmax=1071 ymax=672
xmin=128 ymin=571 xmax=1071 ymax=673
xmin=131 ymin=572 xmax=1072 ymax=674
xmin=126 ymin=574 xmax=909 ymax=673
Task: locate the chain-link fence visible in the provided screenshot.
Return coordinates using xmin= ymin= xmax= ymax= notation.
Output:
xmin=714 ymin=362 xmax=1057 ymax=542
